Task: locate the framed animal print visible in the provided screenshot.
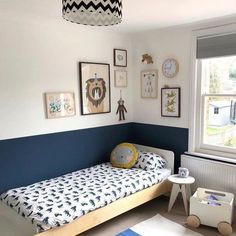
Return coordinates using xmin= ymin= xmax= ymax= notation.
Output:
xmin=161 ymin=87 xmax=181 ymax=117
xmin=114 ymin=49 xmax=127 ymax=67
xmin=79 ymin=62 xmax=111 ymax=115
xmin=141 ymin=70 xmax=158 ymax=98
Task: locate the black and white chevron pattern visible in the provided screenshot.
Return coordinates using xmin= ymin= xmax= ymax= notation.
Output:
xmin=62 ymin=0 xmax=122 ymax=26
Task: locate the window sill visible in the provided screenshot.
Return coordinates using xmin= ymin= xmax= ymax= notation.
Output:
xmin=185 ymin=151 xmax=236 ymax=164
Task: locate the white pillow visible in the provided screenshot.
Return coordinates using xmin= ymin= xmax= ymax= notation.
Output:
xmin=133 ymin=150 xmax=167 ymax=171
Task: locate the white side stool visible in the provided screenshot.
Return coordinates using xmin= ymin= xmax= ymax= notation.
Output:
xmin=168 ymin=174 xmax=195 ymax=215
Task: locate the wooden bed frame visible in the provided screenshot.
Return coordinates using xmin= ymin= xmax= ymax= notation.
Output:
xmin=0 ymin=144 xmax=174 ymax=236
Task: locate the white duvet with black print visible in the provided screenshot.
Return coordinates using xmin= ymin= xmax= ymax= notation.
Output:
xmin=133 ymin=151 xmax=167 ymax=171
xmin=0 ymin=163 xmax=170 ymax=232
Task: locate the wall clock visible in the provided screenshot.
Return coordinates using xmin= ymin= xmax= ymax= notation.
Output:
xmin=162 ymin=58 xmax=179 ymax=78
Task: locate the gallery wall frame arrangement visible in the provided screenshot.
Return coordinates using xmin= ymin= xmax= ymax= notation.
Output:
xmin=45 ymin=92 xmax=76 ymax=119
xmin=114 ymin=49 xmax=127 ymax=67
xmin=161 ymin=87 xmax=181 ymax=117
xmin=114 ymin=70 xmax=127 ymax=87
xmin=141 ymin=70 xmax=158 ymax=98
xmin=79 ymin=62 xmax=111 ymax=115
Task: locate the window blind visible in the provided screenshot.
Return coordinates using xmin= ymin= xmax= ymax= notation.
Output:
xmin=197 ymin=33 xmax=236 ymax=59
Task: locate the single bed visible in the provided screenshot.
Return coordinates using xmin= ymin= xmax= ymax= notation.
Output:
xmin=0 ymin=144 xmax=174 ymax=236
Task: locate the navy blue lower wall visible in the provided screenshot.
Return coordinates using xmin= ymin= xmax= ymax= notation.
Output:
xmin=0 ymin=122 xmax=188 ymax=194
xmin=131 ymin=123 xmax=189 ymax=173
xmin=0 ymin=124 xmax=132 ymax=193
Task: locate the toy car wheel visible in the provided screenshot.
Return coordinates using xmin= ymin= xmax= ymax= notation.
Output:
xmin=218 ymin=222 xmax=232 ymax=236
xmin=187 ymin=215 xmax=201 ymax=228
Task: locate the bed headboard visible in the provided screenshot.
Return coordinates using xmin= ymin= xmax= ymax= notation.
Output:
xmin=134 ymin=144 xmax=174 ymax=174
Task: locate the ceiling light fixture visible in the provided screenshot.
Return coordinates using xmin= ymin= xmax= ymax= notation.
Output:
xmin=62 ymin=0 xmax=122 ymax=26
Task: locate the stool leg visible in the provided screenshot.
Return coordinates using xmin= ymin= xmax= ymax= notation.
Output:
xmin=181 ymin=185 xmax=188 ymax=215
xmin=186 ymin=185 xmax=192 ymax=201
xmin=168 ymin=184 xmax=180 ymax=212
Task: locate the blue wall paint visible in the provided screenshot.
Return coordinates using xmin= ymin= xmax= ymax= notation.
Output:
xmin=0 ymin=123 xmax=132 ymax=193
xmin=0 ymin=122 xmax=189 ymax=193
xmin=131 ymin=123 xmax=189 ymax=173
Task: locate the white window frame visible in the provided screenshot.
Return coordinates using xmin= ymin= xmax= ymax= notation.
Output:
xmin=188 ymin=23 xmax=236 ymax=161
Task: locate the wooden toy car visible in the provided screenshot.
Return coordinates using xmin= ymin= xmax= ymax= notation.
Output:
xmin=187 ymin=188 xmax=234 ymax=236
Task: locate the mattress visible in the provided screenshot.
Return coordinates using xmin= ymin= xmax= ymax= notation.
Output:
xmin=0 ymin=163 xmax=171 ymax=231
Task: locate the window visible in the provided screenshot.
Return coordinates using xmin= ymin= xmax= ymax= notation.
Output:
xmin=190 ymin=31 xmax=236 ymax=159
xmin=200 ymin=56 xmax=236 ymax=151
xmin=214 ymin=107 xmax=219 ymax=115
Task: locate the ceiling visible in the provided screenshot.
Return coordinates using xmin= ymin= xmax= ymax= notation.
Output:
xmin=120 ymin=0 xmax=236 ymax=31
xmin=1 ymin=0 xmax=236 ymax=32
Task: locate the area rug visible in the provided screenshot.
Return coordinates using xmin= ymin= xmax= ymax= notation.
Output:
xmin=116 ymin=214 xmax=203 ymax=236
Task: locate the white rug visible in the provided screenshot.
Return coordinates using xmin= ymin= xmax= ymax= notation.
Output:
xmin=117 ymin=214 xmax=203 ymax=236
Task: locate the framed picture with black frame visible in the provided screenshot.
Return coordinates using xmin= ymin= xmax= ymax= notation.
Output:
xmin=161 ymin=87 xmax=181 ymax=117
xmin=114 ymin=49 xmax=127 ymax=67
xmin=79 ymin=62 xmax=111 ymax=115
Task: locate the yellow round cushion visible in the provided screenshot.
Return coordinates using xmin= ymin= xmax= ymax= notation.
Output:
xmin=110 ymin=143 xmax=138 ymax=169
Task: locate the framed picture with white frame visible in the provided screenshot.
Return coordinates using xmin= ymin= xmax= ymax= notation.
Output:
xmin=141 ymin=70 xmax=158 ymax=98
xmin=114 ymin=70 xmax=127 ymax=87
xmin=45 ymin=92 xmax=76 ymax=119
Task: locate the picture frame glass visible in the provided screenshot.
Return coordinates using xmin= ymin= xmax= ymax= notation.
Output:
xmin=141 ymin=70 xmax=158 ymax=98
xmin=114 ymin=49 xmax=127 ymax=67
xmin=80 ymin=62 xmax=111 ymax=115
xmin=115 ymin=70 xmax=127 ymax=87
xmin=161 ymin=88 xmax=180 ymax=117
xmin=45 ymin=92 xmax=76 ymax=119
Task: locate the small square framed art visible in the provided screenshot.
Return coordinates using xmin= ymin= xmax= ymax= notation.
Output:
xmin=114 ymin=49 xmax=127 ymax=67
xmin=114 ymin=70 xmax=127 ymax=87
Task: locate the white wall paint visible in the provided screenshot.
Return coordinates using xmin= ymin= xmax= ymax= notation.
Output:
xmin=1 ymin=2 xmax=236 ymax=140
xmin=131 ymin=27 xmax=192 ymax=128
xmin=131 ymin=16 xmax=236 ymax=129
xmin=0 ymin=7 xmax=133 ymax=140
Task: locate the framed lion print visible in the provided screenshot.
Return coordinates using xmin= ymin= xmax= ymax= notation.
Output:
xmin=79 ymin=62 xmax=111 ymax=115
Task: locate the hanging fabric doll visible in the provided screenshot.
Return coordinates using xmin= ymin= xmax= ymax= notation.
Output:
xmin=116 ymin=91 xmax=127 ymax=121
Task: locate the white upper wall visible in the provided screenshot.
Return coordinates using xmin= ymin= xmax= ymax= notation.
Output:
xmin=131 ymin=17 xmax=236 ymax=129
xmin=1 ymin=1 xmax=236 ymax=140
xmin=0 ymin=5 xmax=133 ymax=140
xmin=131 ymin=27 xmax=191 ymax=128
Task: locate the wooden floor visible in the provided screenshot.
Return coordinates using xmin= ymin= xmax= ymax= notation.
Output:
xmin=80 ymin=196 xmax=236 ymax=236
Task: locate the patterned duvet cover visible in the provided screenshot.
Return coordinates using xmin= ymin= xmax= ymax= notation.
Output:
xmin=0 ymin=163 xmax=170 ymax=231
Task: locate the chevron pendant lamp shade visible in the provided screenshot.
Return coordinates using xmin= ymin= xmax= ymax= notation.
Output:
xmin=62 ymin=0 xmax=122 ymax=26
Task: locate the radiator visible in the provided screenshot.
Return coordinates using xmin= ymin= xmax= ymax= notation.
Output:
xmin=181 ymin=154 xmax=236 ymax=199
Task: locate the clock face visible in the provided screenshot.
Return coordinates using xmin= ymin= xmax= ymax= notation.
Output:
xmin=162 ymin=58 xmax=179 ymax=78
